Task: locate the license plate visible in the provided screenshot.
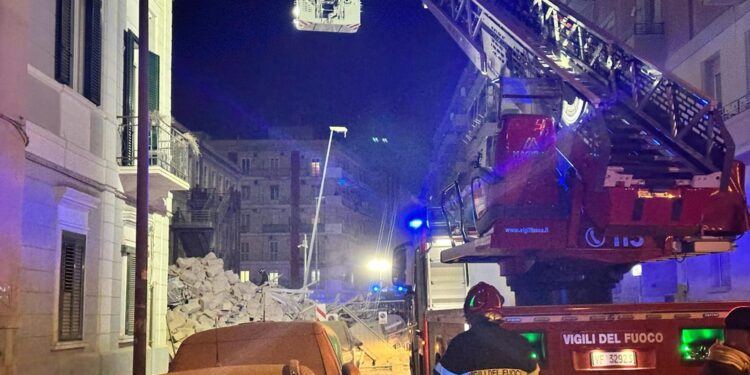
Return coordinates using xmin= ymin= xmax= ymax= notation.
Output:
xmin=590 ymin=351 xmax=637 ymax=367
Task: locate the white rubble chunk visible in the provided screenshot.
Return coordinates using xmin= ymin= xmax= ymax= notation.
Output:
xmin=167 ymin=310 xmax=188 ymax=332
xmin=172 ymin=327 xmax=195 ymax=342
xmin=176 ymin=257 xmax=199 ymax=269
xmin=180 ymin=300 xmax=201 ymax=314
xmin=225 ymin=271 xmax=240 ymax=285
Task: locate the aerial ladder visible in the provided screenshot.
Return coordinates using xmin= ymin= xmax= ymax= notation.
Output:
xmin=419 ymin=0 xmax=750 ymax=305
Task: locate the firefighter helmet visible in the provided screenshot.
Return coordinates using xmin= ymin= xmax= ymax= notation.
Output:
xmin=464 ymin=282 xmax=505 ymax=319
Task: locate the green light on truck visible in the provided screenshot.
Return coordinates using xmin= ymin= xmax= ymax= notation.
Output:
xmin=680 ymin=328 xmax=723 ymax=361
xmin=521 ymin=332 xmax=546 ymax=364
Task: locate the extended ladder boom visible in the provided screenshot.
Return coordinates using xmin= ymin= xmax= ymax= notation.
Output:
xmin=423 ymin=0 xmax=734 ymax=189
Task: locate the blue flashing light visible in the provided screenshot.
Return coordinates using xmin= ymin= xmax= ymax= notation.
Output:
xmin=370 ymin=284 xmax=381 ymax=293
xmin=395 ymin=285 xmax=407 ymax=294
xmin=408 ymin=218 xmax=424 ymax=230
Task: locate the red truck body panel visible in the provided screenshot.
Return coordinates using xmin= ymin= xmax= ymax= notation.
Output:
xmin=424 ymin=302 xmax=750 ymax=375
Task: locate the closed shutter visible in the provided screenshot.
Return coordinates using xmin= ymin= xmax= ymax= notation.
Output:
xmin=121 ymin=31 xmax=137 ymax=166
xmin=59 ymin=231 xmax=86 ymax=342
xmin=148 ymin=52 xmax=160 ymax=111
xmin=122 ymin=246 xmax=136 ymax=335
xmin=83 ymin=0 xmax=102 ymax=105
xmin=55 ymin=0 xmax=73 ymax=85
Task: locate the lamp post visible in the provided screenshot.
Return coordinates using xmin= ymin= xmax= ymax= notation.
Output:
xmin=304 ymin=126 xmax=348 ymax=288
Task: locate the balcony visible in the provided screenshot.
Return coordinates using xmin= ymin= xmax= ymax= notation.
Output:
xmin=262 ymin=224 xmax=291 ymax=233
xmin=299 ymin=223 xmax=324 ymax=233
xmin=117 ymin=116 xmax=191 ymax=211
xmin=244 ymin=168 xmax=291 ymax=178
xmin=722 ymin=93 xmax=750 ymax=122
xmin=722 ymin=93 xmax=750 ymax=155
xmin=634 ymin=22 xmax=664 ymax=35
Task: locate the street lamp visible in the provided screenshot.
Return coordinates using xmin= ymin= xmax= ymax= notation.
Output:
xmin=304 ymin=126 xmax=348 ymax=288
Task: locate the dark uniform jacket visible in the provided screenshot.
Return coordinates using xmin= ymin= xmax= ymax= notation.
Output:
xmin=434 ymin=321 xmax=539 ymax=375
xmin=701 ymin=361 xmax=749 ymax=375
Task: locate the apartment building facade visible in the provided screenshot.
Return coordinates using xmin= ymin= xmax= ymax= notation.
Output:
xmin=206 ymin=137 xmax=386 ymax=292
xmin=0 ymin=0 xmax=186 ymax=374
xmin=171 ymin=129 xmax=242 ymax=271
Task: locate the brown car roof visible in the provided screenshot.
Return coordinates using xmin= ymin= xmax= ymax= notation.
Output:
xmin=170 ymin=321 xmax=340 ymax=375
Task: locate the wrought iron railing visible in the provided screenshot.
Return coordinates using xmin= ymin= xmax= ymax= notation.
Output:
xmin=245 ymin=168 xmax=291 ymax=177
xmin=262 ymin=224 xmax=291 ymax=233
xmin=634 ymin=22 xmax=664 ymax=35
xmin=118 ymin=116 xmax=190 ymax=181
xmin=722 ymin=93 xmax=750 ymax=121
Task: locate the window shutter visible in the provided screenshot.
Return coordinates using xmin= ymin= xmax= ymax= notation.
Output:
xmin=83 ymin=0 xmax=102 ymax=105
xmin=59 ymin=231 xmax=86 ymax=342
xmin=55 ymin=0 xmax=73 ymax=85
xmin=122 ymin=31 xmax=137 ymax=165
xmin=148 ymin=52 xmax=160 ymax=111
xmin=122 ymin=246 xmax=136 ymax=335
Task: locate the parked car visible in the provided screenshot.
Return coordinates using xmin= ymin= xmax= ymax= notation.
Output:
xmin=167 ymin=321 xmax=359 ymax=375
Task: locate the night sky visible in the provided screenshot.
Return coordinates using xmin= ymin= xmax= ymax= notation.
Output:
xmin=172 ymin=0 xmax=467 ymax=193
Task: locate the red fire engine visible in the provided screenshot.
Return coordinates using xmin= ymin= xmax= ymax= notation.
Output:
xmin=394 ymin=0 xmax=750 ymax=373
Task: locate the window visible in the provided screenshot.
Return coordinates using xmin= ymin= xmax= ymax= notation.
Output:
xmin=241 ymin=214 xmax=250 ymax=232
xmin=55 ymin=0 xmax=102 ymax=104
xmin=635 ymin=0 xmax=662 ymax=24
xmin=703 ymin=54 xmax=722 ymax=102
xmin=711 ymin=253 xmax=731 ymax=289
xmin=271 ymin=210 xmax=285 ymax=225
xmin=241 ymin=186 xmax=251 ymax=200
xmin=239 ymin=270 xmax=250 ymax=283
xmin=311 ymin=269 xmax=320 ymax=283
xmin=269 ymin=157 xmax=280 ymax=169
xmin=311 ymin=159 xmax=321 ymax=176
xmin=745 ymin=30 xmax=750 ymax=93
xmin=121 ymin=245 xmax=135 ymax=336
xmin=270 ymin=185 xmax=280 ymax=201
xmin=312 ymin=184 xmax=321 ymax=199
xmin=121 ymin=29 xmax=160 ymax=164
xmin=269 ymin=240 xmax=279 ymax=260
xmin=241 ymin=158 xmax=251 ymax=175
xmin=269 ymin=271 xmax=280 ymax=286
xmin=59 ymin=231 xmax=86 ymax=341
xmin=241 ymin=242 xmax=250 ymax=261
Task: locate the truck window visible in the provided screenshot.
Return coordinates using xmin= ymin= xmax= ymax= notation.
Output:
xmin=680 ymin=327 xmax=724 ymax=362
xmin=520 ymin=332 xmax=547 ymax=366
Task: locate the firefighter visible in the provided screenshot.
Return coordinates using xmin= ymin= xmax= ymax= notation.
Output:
xmin=434 ymin=282 xmax=540 ymax=375
xmin=702 ymin=306 xmax=750 ymax=375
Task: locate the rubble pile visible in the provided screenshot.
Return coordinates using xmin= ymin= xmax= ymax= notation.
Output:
xmin=166 ymin=253 xmax=299 ymax=351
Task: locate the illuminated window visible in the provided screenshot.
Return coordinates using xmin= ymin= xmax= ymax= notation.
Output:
xmin=239 ymin=270 xmax=250 ymax=283
xmin=311 ymin=159 xmax=321 ymax=176
xmin=269 ymin=272 xmax=280 ymax=286
xmin=312 ymin=269 xmax=320 ymax=283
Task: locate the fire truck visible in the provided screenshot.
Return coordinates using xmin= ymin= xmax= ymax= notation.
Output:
xmin=393 ymin=0 xmax=750 ymax=374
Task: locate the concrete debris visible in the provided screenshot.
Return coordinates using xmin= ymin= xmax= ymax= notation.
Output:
xmin=166 ymin=252 xmax=315 ymax=351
